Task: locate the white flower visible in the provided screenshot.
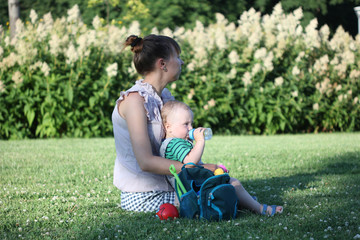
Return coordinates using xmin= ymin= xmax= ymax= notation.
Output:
xmin=128 ymin=62 xmax=137 ymax=76
xmin=128 ymin=21 xmax=141 ymax=36
xmin=274 ymin=77 xmax=284 ymax=86
xmin=171 ymin=83 xmax=176 ymax=89
xmin=313 ymin=103 xmax=319 ymax=111
xmin=353 ymin=97 xmax=359 ymax=105
xmin=215 ymin=29 xmax=227 ymax=50
xmin=295 ymin=51 xmax=305 ymax=62
xmin=36 ymin=22 xmax=48 ymax=41
xmin=254 ymin=48 xmax=267 ymax=60
xmin=313 ymin=55 xmax=329 ymax=75
xmin=319 ymin=24 xmax=330 ymax=41
xmin=65 ymin=44 xmax=79 ymax=65
xmin=49 ymin=34 xmax=61 ymax=57
xmin=5 ymin=36 xmax=10 ymax=47
xmin=30 ymin=9 xmax=38 ymax=24
xmin=193 ymin=47 xmax=208 ymax=65
xmin=151 ymin=27 xmax=159 ymax=35
xmin=338 ymin=94 xmax=344 ymax=102
xmin=263 ymin=52 xmax=274 ymax=71
xmin=43 ymin=12 xmax=53 ymax=30
xmin=251 ymin=63 xmax=262 ymax=76
xmin=315 ymin=78 xmax=331 ymax=95
xmin=293 ymin=7 xmax=303 ymax=21
xmin=41 ymin=62 xmax=50 ymax=76
xmin=173 ymin=27 xmax=185 ymax=38
xmin=15 ymin=18 xmax=25 ymax=38
xmin=242 ymin=72 xmax=252 ymax=87
xmin=0 ymin=80 xmax=5 ymax=93
xmin=208 ymin=99 xmax=216 ymax=107
xmin=227 ymin=68 xmax=237 ymax=79
xmin=187 ymin=89 xmax=195 ymax=100
xmin=67 ymin=4 xmax=80 ymax=23
xmin=291 ymin=91 xmax=298 ymax=97
xmin=12 ymin=71 xmax=23 ymax=86
xmin=16 ymin=40 xmax=38 ymax=64
xmin=92 ymin=16 xmax=102 ymax=30
xmin=349 ymin=69 xmax=360 ymax=79
xmin=2 ymin=52 xmax=18 ymax=69
xmin=305 ymin=18 xmax=320 ymax=49
xmin=161 ymin=27 xmax=173 ymax=38
xmin=106 ymin=63 xmax=118 ymax=78
xmin=292 ymin=66 xmax=300 ymax=76
xmin=187 ymin=62 xmax=195 ymax=71
xmin=228 ymin=50 xmax=239 ymax=65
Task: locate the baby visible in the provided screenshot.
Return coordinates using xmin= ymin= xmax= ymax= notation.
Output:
xmin=160 ymin=100 xmax=206 ymax=165
xmin=160 ymin=100 xmax=283 ymax=216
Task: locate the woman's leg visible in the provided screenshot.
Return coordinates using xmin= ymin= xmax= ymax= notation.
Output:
xmin=230 ymin=177 xmax=283 ymax=215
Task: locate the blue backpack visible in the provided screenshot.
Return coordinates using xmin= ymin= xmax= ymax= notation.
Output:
xmin=174 ymin=163 xmax=238 ymax=221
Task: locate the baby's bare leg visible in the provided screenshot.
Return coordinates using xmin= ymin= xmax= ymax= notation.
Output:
xmin=230 ymin=177 xmax=283 ymax=215
xmin=230 ymin=177 xmax=261 ymax=213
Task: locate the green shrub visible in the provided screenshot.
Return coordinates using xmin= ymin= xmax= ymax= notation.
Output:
xmin=0 ymin=4 xmax=359 ymax=139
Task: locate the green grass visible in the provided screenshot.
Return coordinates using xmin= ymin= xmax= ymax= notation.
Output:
xmin=1 ymin=133 xmax=359 ymax=240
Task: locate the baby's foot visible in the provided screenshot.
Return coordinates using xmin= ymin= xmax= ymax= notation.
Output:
xmin=260 ymin=204 xmax=283 ymax=216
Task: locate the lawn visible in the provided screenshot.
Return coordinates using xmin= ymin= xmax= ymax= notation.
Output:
xmin=1 ymin=133 xmax=359 ymax=239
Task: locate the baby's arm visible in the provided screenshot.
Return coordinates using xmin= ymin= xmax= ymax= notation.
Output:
xmin=183 ymin=128 xmax=205 ymax=164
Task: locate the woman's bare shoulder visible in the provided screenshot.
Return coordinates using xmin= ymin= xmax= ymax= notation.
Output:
xmin=118 ymin=92 xmax=145 ymax=118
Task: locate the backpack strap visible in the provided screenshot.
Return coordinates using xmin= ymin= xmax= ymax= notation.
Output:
xmin=181 ymin=162 xmax=204 ymax=170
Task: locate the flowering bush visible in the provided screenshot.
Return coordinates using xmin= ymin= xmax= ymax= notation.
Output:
xmin=0 ymin=4 xmax=359 ymax=139
xmin=0 ymin=5 xmax=138 ymax=139
xmin=169 ymin=4 xmax=360 ymax=134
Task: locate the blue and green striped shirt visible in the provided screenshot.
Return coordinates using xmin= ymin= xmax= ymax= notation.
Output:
xmin=161 ymin=138 xmax=193 ymax=163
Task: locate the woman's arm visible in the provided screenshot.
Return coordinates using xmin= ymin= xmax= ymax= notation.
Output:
xmin=201 ymin=163 xmax=218 ymax=172
xmin=118 ymin=92 xmax=183 ymax=174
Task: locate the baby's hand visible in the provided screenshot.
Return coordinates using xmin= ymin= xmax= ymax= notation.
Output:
xmin=193 ymin=128 xmax=205 ymax=142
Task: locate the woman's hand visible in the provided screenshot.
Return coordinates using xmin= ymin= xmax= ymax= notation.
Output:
xmin=201 ymin=163 xmax=218 ymax=172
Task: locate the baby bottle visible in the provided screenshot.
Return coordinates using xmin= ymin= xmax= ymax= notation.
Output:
xmin=188 ymin=128 xmax=213 ymax=140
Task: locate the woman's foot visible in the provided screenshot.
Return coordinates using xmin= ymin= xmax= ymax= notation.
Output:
xmin=260 ymin=204 xmax=283 ymax=216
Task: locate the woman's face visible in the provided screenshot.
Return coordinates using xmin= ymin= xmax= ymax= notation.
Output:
xmin=165 ymin=47 xmax=184 ymax=82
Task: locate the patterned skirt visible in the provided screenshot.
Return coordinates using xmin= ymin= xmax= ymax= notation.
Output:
xmin=120 ymin=191 xmax=175 ymax=212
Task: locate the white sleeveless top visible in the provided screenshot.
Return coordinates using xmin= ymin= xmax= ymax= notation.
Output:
xmin=112 ymin=80 xmax=175 ymax=192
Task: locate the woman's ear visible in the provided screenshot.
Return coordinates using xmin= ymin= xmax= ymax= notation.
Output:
xmin=157 ymin=58 xmax=167 ymax=71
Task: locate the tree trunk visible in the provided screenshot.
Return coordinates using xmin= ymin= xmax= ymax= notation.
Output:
xmin=8 ymin=0 xmax=20 ymax=39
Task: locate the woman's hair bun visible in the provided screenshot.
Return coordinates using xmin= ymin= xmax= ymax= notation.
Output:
xmin=126 ymin=35 xmax=143 ymax=53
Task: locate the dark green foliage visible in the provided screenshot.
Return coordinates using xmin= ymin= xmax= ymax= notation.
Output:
xmin=1 ymin=0 xmax=360 ymax=36
xmin=253 ymin=0 xmax=360 ymax=36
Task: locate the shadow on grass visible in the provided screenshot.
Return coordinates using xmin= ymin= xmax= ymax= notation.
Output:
xmin=240 ymin=151 xmax=360 ymax=202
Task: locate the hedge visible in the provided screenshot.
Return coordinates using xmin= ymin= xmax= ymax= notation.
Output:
xmin=0 ymin=3 xmax=359 ymax=139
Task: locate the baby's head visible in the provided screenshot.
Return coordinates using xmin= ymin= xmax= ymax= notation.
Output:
xmin=161 ymin=100 xmax=193 ymax=139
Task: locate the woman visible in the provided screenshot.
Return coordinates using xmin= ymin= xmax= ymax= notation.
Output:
xmin=112 ymin=34 xmax=282 ymax=216
xmin=112 ymin=34 xmax=216 ymax=212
